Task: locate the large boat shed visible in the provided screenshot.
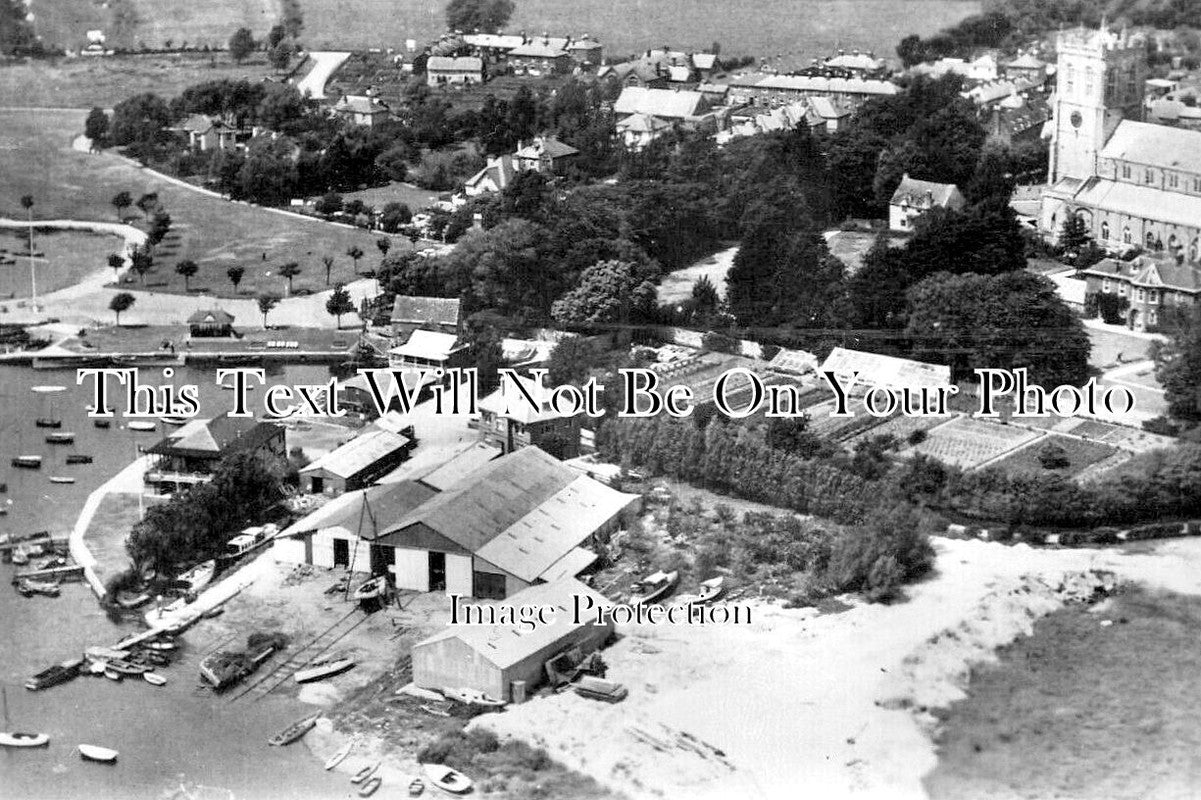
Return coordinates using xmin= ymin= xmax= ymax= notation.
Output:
xmin=411 ymin=577 xmax=614 ymax=702
xmin=298 ymin=428 xmax=414 ymax=495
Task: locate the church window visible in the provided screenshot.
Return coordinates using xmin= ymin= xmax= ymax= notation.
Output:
xmin=1085 ymin=67 xmax=1094 ymax=96
xmin=1194 ymin=178 xmax=1201 ymax=193
xmin=1100 ymin=221 xmax=1110 ymax=240
xmin=1121 ymin=164 xmax=1131 ymax=179
xmin=1066 ymin=66 xmax=1075 ymax=93
xmin=1145 ymin=169 xmax=1155 ymax=184
xmin=1123 ymin=227 xmax=1132 ymax=244
xmin=1169 ymin=234 xmax=1179 ymax=250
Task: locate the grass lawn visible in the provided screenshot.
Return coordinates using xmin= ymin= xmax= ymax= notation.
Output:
xmin=22 ymin=0 xmax=975 ymax=75
xmin=825 ymin=229 xmax=882 ymax=274
xmin=0 ymin=107 xmax=395 ymax=298
xmin=987 ymin=432 xmax=1118 ymax=478
xmin=339 ymin=181 xmax=442 ymax=212
xmin=1088 ymin=325 xmax=1156 ymax=369
xmin=0 ymin=228 xmax=119 ymax=299
xmin=925 ymin=587 xmax=1201 ymax=800
xmin=0 ymin=54 xmax=280 ymax=109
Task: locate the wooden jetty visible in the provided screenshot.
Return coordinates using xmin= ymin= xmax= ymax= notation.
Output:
xmin=14 ymin=564 xmax=84 ymax=582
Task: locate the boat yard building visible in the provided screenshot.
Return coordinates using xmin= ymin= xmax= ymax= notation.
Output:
xmin=298 ymin=428 xmax=414 ymax=495
xmin=411 ymin=577 xmax=615 ymax=702
xmin=273 ymin=447 xmax=640 ymax=599
xmin=143 ymin=417 xmax=286 ymax=494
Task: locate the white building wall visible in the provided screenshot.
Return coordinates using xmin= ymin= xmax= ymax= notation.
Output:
xmin=272 ymin=537 xmax=306 ymax=565
xmin=446 ymin=553 xmax=473 ymax=596
xmin=394 ymin=548 xmax=430 ymax=592
xmin=311 ymin=528 xmax=371 ymax=572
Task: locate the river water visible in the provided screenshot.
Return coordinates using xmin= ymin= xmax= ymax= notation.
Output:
xmin=0 ymin=363 xmax=352 ymax=800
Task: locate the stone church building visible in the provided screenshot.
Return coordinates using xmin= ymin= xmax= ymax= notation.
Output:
xmin=1040 ymin=25 xmax=1201 ymax=264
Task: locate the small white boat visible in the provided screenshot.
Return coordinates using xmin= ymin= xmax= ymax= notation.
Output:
xmin=697 ymin=576 xmax=725 ymax=603
xmin=160 ymin=416 xmax=189 ymax=426
xmin=295 ymin=657 xmax=355 ymax=684
xmin=145 ymin=640 xmax=176 ymax=651
xmin=177 ymin=559 xmax=216 ymax=592
xmin=441 ymin=687 xmax=505 ymax=707
xmin=0 ymin=732 xmax=49 ymax=748
xmin=126 ymin=421 xmax=157 ymax=432
xmin=31 ymin=385 xmax=67 ymax=394
xmin=630 ymin=570 xmax=679 ymax=606
xmin=142 ymin=672 xmax=166 ymax=686
xmin=48 ymin=476 xmax=76 ymax=485
xmin=358 ymin=776 xmax=382 ymax=797
xmin=104 ymin=669 xmax=122 ymax=682
xmin=422 ymin=764 xmax=473 ymax=794
xmin=78 ymin=744 xmax=119 ymax=763
xmin=325 ymin=740 xmax=353 ymax=770
xmin=351 ymin=760 xmax=381 ymax=785
xmin=352 ymin=576 xmax=386 ymax=601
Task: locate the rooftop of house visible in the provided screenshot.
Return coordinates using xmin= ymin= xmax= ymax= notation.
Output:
xmin=389 ymin=330 xmax=466 ymax=362
xmin=890 ymin=174 xmax=964 ymax=208
xmin=427 ymin=55 xmax=484 ymax=71
xmin=508 ymin=42 xmax=569 ymax=58
xmin=186 ymin=308 xmax=235 ymax=326
xmin=146 ymin=416 xmax=283 ymax=459
xmin=514 ymin=136 xmax=579 ymax=160
xmin=465 ymin=154 xmax=517 ymax=191
xmin=334 ymin=95 xmax=390 ymax=115
xmin=727 ymin=72 xmax=900 ymax=95
xmin=614 ymin=86 xmax=707 ymax=119
xmin=1083 ymin=254 xmax=1201 ymax=293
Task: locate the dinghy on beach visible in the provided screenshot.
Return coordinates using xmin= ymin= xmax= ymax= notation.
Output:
xmin=422 ymin=764 xmax=473 ymax=794
xmin=78 ymin=744 xmax=118 ymax=763
xmin=324 ymin=740 xmax=353 ymax=770
xmin=0 ymin=732 xmax=49 ymax=748
xmin=268 ymin=714 xmax=319 ymax=746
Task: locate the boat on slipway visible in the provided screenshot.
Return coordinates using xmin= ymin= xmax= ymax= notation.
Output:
xmin=268 ymin=714 xmax=319 ymax=746
xmin=78 ymin=744 xmax=118 ymax=763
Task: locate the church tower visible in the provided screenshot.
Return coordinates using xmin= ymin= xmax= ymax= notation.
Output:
xmin=1048 ymin=25 xmax=1146 ymax=185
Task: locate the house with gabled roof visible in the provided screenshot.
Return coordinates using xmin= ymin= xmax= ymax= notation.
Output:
xmin=508 ymin=40 xmax=571 ymax=74
xmin=1081 ymin=254 xmax=1201 ymax=330
xmin=173 ymin=114 xmax=239 ymax=152
xmin=474 ymin=372 xmax=583 ymax=457
xmin=464 ymin=154 xmax=516 ymax=196
xmin=333 ymin=94 xmax=391 ymax=126
xmin=889 ymin=174 xmax=966 ymax=231
xmin=187 ymin=308 xmax=235 ymax=338
xmin=144 ymin=416 xmax=286 ymax=494
xmin=427 ymin=55 xmax=485 ymax=87
xmin=513 ymin=136 xmax=579 ymax=174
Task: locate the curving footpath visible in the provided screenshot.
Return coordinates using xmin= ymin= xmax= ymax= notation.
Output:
xmin=69 ymin=454 xmax=151 ymax=599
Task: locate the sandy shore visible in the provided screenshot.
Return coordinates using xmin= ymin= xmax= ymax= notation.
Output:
xmin=469 ymin=537 xmax=1201 ymax=800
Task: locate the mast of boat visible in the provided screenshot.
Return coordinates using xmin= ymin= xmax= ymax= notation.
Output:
xmin=2 ymin=685 xmax=10 ymax=730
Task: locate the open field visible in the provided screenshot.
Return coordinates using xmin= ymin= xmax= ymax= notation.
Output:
xmin=987 ymin=432 xmax=1119 ymax=478
xmin=27 ymin=0 xmax=977 ymax=64
xmin=0 ymin=54 xmax=280 ymax=109
xmin=925 ymin=586 xmax=1201 ymax=800
xmin=0 ymin=228 xmax=117 ymax=299
xmin=338 ymin=181 xmax=442 ymax=213
xmin=908 ymin=415 xmax=1042 ymax=469
xmin=0 ymin=107 xmax=391 ymax=297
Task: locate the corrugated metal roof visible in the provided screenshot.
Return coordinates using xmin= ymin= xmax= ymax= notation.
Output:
xmin=413 ymin=578 xmax=612 ymax=668
xmin=299 ymin=429 xmax=410 ymax=479
xmin=418 ymin=442 xmax=503 ymax=491
xmin=379 ymin=446 xmax=577 ymax=552
xmin=279 ymin=480 xmax=437 ymax=539
xmin=475 ymin=476 xmax=637 ymax=582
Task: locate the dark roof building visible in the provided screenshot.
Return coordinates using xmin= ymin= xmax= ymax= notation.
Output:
xmin=144 ymin=417 xmax=286 ymax=494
